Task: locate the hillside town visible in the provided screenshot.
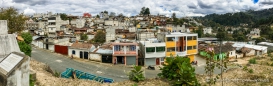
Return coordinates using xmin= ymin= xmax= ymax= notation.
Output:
xmin=1 ymin=5 xmax=273 ymax=86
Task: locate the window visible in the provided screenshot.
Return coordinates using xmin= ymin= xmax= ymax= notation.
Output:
xmin=160 ymin=57 xmax=165 ymax=61
xmin=187 ymin=36 xmax=192 ymax=40
xmin=230 ymin=52 xmax=232 ymax=55
xmin=72 ymin=50 xmax=75 ymax=54
xmin=187 ymin=46 xmax=192 ymax=50
xmin=193 ymin=36 xmax=197 ymax=40
xmin=146 ymin=47 xmax=155 ymax=52
xmin=130 ymin=45 xmax=136 ymax=51
xmin=156 ymin=47 xmax=165 ymax=52
xmin=167 ymin=47 xmax=175 ymax=52
xmin=193 ymin=46 xmax=197 ymax=49
xmin=167 ymin=37 xmax=175 ymax=41
xmin=114 ymin=45 xmax=120 ymax=51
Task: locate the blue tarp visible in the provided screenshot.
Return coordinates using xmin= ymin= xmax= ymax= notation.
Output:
xmin=61 ymin=68 xmax=114 ymax=83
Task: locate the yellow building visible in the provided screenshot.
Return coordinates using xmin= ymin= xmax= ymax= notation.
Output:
xmin=165 ymin=32 xmax=198 ymax=62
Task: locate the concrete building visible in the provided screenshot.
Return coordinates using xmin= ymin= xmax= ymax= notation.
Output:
xmin=68 ymin=43 xmax=93 ymax=59
xmin=247 ymin=28 xmax=260 ymax=39
xmin=257 ymin=42 xmax=273 ymax=51
xmin=139 ymin=39 xmax=165 ymax=66
xmin=157 ymin=32 xmax=198 ymax=62
xmin=203 ymin=27 xmax=212 ymax=34
xmin=112 ymin=41 xmax=138 ymax=65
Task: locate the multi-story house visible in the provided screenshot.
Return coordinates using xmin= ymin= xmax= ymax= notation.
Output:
xmin=47 ymin=15 xmax=69 ymax=38
xmin=247 ymin=28 xmax=260 ymax=40
xmin=139 ymin=38 xmax=165 ymax=66
xmin=25 ymin=19 xmax=39 ymax=35
xmin=112 ymin=41 xmax=138 ymax=65
xmin=158 ymin=32 xmax=198 ymax=62
xmin=203 ymin=27 xmax=212 ymax=34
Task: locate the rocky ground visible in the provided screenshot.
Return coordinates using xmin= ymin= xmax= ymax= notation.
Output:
xmin=30 ymin=59 xmax=170 ymax=86
xmin=197 ymin=54 xmax=273 ymax=86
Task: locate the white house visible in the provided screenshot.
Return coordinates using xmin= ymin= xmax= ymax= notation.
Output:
xmin=139 ymin=38 xmax=165 ymax=66
xmin=203 ymin=27 xmax=212 ymax=34
xmin=232 ymin=43 xmax=268 ymax=57
xmin=68 ymin=43 xmax=93 ymax=59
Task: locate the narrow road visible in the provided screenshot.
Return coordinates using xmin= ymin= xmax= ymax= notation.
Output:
xmin=31 ymin=48 xmax=161 ymax=82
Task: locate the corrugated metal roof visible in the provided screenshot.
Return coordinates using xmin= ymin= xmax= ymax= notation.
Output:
xmin=232 ymin=43 xmax=267 ymax=51
xmin=95 ymin=49 xmax=113 ymax=54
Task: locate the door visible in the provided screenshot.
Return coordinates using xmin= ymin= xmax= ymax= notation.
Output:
xmin=84 ymin=52 xmax=88 ymax=59
xmin=80 ymin=51 xmax=83 ymax=59
xmin=156 ymin=58 xmax=160 ymax=65
xmin=46 ymin=44 xmax=49 ymax=49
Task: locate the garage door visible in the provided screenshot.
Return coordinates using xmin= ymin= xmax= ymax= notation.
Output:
xmin=145 ymin=58 xmax=156 ymax=66
xmin=126 ymin=56 xmax=136 ymax=65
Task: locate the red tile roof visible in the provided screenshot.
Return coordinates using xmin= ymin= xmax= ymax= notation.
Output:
xmin=70 ymin=43 xmax=92 ymax=49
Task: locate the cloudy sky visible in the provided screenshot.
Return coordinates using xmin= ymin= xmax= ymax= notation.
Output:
xmin=1 ymin=0 xmax=273 ymax=17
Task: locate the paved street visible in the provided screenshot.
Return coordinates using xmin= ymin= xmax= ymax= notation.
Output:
xmin=31 ymin=48 xmax=161 ymax=82
xmin=31 ymin=47 xmax=233 ymax=82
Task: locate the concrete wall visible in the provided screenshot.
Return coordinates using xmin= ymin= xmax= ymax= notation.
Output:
xmin=68 ymin=48 xmax=89 ymax=58
xmin=126 ymin=56 xmax=136 ymax=65
xmin=246 ymin=49 xmax=255 ymax=57
xmin=32 ymin=41 xmax=43 ymax=48
xmin=228 ymin=50 xmax=236 ymax=58
xmin=105 ymin=20 xmax=119 ymax=26
xmin=48 ymin=45 xmax=55 ymax=51
xmin=6 ymin=56 xmax=30 ymax=86
xmin=89 ymin=53 xmax=102 ymax=62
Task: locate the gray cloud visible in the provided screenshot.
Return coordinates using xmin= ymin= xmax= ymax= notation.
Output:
xmin=260 ymin=0 xmax=273 ymax=5
xmin=197 ymin=0 xmax=213 ymax=9
xmin=0 ymin=0 xmax=271 ymax=17
xmin=12 ymin=0 xmax=48 ymax=6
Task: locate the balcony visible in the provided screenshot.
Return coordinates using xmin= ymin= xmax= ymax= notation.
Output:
xmin=176 ymin=51 xmax=187 ymax=56
xmin=114 ymin=51 xmax=137 ymax=55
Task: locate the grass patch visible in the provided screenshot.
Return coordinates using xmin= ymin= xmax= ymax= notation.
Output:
xmin=248 ymin=69 xmax=254 ymax=73
xmin=249 ymin=58 xmax=257 ymax=64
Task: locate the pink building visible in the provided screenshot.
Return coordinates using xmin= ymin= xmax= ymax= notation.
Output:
xmin=112 ymin=42 xmax=138 ymax=65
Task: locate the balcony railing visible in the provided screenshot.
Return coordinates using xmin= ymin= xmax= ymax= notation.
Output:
xmin=176 ymin=51 xmax=187 ymax=56
xmin=114 ymin=51 xmax=137 ymax=55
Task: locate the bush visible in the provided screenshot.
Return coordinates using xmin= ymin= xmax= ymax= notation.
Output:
xmin=249 ymin=58 xmax=256 ymax=64
xmin=243 ymin=66 xmax=248 ymax=71
xmin=127 ymin=65 xmax=145 ymax=82
xmin=248 ymin=69 xmax=254 ymax=73
xmin=158 ymin=56 xmax=200 ymax=86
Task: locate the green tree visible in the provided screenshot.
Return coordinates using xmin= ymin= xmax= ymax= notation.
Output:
xmin=60 ymin=13 xmax=68 ymax=20
xmin=158 ymin=56 xmax=200 ymax=86
xmin=0 ymin=7 xmax=27 ymax=33
xmin=80 ymin=33 xmax=88 ymax=41
xmin=92 ymin=31 xmax=105 ymax=44
xmin=21 ymin=32 xmax=33 ymax=44
xmin=96 ymin=15 xmax=100 ymax=18
xmin=18 ymin=41 xmax=32 ymax=56
xmin=18 ymin=32 xmax=32 ymax=56
xmin=196 ymin=26 xmax=203 ymax=38
xmin=144 ymin=8 xmax=150 ymax=15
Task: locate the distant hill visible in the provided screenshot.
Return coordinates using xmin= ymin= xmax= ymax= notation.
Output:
xmin=199 ymin=8 xmax=273 ymax=27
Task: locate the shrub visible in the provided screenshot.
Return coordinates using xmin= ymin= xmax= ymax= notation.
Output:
xmin=243 ymin=66 xmax=248 ymax=71
xmin=249 ymin=58 xmax=256 ymax=64
xmin=54 ymin=70 xmax=60 ymax=77
xmin=158 ymin=56 xmax=200 ymax=86
xmin=248 ymin=69 xmax=254 ymax=73
xmin=127 ymin=65 xmax=145 ymax=82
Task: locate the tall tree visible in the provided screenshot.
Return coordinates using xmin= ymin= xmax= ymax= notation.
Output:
xmin=109 ymin=12 xmax=116 ymax=17
xmin=91 ymin=31 xmax=105 ymax=44
xmin=0 ymin=7 xmax=27 ymax=33
xmin=140 ymin=7 xmax=146 ymax=15
xmin=144 ymin=8 xmax=150 ymax=15
xmin=60 ymin=13 xmax=68 ymax=20
xmin=96 ymin=15 xmax=100 ymax=18
xmin=80 ymin=33 xmax=88 ymax=41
